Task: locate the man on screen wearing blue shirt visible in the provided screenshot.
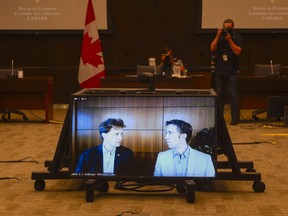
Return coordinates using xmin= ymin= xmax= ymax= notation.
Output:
xmin=154 ymin=119 xmax=215 ymax=177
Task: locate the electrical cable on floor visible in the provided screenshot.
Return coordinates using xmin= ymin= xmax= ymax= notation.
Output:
xmin=48 ymin=120 xmax=64 ymax=124
xmin=28 ymin=110 xmax=64 ymax=124
xmin=232 ymin=140 xmax=277 ymax=145
xmin=0 ymin=177 xmax=19 ymax=180
xmin=261 ymin=122 xmax=285 ymax=128
xmin=239 ymin=123 xmax=259 ymax=129
xmin=116 ymin=211 xmax=143 ymax=216
xmin=238 ymin=122 xmax=286 ymax=129
xmin=0 ymin=156 xmax=39 ymax=163
xmin=114 ymin=181 xmax=175 ymax=192
xmin=29 ymin=110 xmax=45 ymax=122
xmin=239 ymin=111 xmax=286 ymax=128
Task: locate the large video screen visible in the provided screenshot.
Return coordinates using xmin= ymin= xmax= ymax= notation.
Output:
xmin=201 ymin=0 xmax=288 ymax=31
xmin=0 ymin=0 xmax=109 ymax=31
xmin=70 ymin=89 xmax=217 ymax=180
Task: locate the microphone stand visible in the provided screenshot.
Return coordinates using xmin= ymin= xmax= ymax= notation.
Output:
xmin=270 ymin=60 xmax=274 ymax=75
xmin=11 ymin=59 xmax=14 ymax=76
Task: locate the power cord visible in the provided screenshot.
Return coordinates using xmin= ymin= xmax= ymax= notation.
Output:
xmin=29 ymin=110 xmax=45 ymax=122
xmin=115 ymin=181 xmax=175 ymax=193
xmin=29 ymin=110 xmax=64 ymax=124
xmin=48 ymin=120 xmax=64 ymax=124
xmin=233 ymin=140 xmax=276 ymax=145
xmin=239 ymin=123 xmax=259 ymax=129
xmin=0 ymin=177 xmax=19 ymax=180
xmin=116 ymin=211 xmax=144 ymax=216
xmin=0 ymin=157 xmax=39 ymax=181
xmin=0 ymin=156 xmax=39 ymax=163
xmin=261 ymin=122 xmax=285 ymax=128
xmin=239 ymin=110 xmax=286 ymax=128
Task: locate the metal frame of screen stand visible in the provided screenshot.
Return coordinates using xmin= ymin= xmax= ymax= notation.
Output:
xmin=31 ymin=90 xmax=266 ymax=204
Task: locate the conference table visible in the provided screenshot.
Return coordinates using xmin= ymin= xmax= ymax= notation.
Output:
xmin=100 ymin=73 xmax=212 ymax=89
xmin=238 ymin=76 xmax=288 ymax=109
xmin=0 ymin=76 xmax=54 ymax=122
xmin=100 ymin=74 xmax=288 ymax=111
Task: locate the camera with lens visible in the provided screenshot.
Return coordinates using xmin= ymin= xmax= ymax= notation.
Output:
xmin=221 ymin=29 xmax=228 ymax=36
xmin=221 ymin=28 xmax=233 ymax=36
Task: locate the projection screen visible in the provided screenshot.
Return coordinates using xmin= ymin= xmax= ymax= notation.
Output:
xmin=201 ymin=0 xmax=288 ymax=31
xmin=0 ymin=0 xmax=108 ymax=31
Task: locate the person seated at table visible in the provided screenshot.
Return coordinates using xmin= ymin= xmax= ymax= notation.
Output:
xmin=160 ymin=47 xmax=187 ymax=76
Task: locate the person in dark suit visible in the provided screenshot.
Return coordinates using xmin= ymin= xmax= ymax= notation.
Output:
xmin=75 ymin=118 xmax=136 ymax=176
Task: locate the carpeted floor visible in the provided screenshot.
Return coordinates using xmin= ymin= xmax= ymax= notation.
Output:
xmin=0 ymin=107 xmax=288 ymax=216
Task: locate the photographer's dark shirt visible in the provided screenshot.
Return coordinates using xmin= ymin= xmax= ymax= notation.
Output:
xmin=215 ymin=32 xmax=243 ymax=76
xmin=162 ymin=55 xmax=174 ymax=76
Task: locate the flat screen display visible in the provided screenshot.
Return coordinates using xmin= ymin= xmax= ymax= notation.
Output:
xmin=201 ymin=0 xmax=288 ymax=31
xmin=69 ymin=89 xmax=217 ymax=180
xmin=0 ymin=0 xmax=108 ymax=31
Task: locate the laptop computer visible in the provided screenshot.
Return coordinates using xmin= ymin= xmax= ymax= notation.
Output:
xmin=0 ymin=69 xmax=18 ymax=78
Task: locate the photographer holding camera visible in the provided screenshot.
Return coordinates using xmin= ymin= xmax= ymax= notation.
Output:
xmin=210 ymin=18 xmax=243 ymax=125
xmin=160 ymin=47 xmax=176 ymax=77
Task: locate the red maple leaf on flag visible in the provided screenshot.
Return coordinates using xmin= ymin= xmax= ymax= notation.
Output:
xmin=78 ymin=0 xmax=105 ymax=88
xmin=81 ymin=32 xmax=103 ymax=68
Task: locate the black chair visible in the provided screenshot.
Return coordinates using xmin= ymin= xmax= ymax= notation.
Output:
xmin=267 ymin=94 xmax=288 ymax=120
xmin=252 ymin=64 xmax=282 ymax=120
xmin=1 ymin=109 xmax=28 ymax=121
xmin=0 ymin=69 xmax=28 ymax=122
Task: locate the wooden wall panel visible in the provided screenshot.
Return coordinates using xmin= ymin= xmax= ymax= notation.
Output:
xmin=0 ymin=0 xmax=288 ymax=103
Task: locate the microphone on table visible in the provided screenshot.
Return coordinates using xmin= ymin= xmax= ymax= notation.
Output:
xmin=11 ymin=59 xmax=14 ymax=76
xmin=270 ymin=60 xmax=274 ymax=75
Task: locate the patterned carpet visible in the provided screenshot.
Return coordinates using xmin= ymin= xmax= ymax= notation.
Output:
xmin=0 ymin=107 xmax=288 ymax=216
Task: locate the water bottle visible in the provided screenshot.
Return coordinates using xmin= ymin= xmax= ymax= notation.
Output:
xmin=173 ymin=62 xmax=181 ymax=77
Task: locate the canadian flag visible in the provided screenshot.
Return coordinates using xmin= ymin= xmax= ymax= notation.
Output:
xmin=78 ymin=0 xmax=105 ymax=88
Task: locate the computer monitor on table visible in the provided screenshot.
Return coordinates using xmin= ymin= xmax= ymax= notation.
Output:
xmin=136 ymin=65 xmax=162 ymax=75
xmin=254 ymin=64 xmax=281 ymax=77
xmin=0 ymin=69 xmax=18 ymax=78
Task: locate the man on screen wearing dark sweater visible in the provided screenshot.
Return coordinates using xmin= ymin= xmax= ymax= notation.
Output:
xmin=75 ymin=118 xmax=135 ymax=176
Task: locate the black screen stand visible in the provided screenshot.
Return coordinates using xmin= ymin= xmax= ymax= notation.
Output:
xmin=31 ymin=105 xmax=265 ymax=203
xmin=216 ymin=111 xmax=265 ymax=193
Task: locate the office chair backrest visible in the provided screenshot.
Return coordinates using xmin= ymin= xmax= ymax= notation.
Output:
xmin=254 ymin=64 xmax=281 ymax=77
